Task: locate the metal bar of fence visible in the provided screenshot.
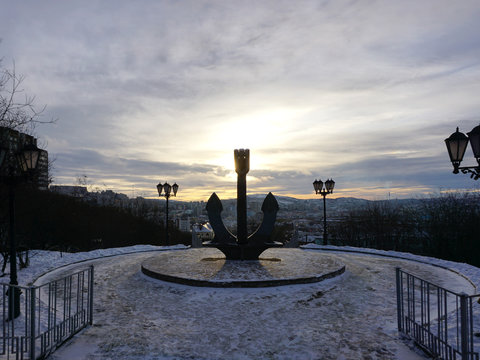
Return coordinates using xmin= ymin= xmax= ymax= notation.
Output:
xmin=427 ymin=282 xmax=431 ymax=351
xmin=30 ymin=287 xmax=35 ymax=360
xmin=0 ymin=266 xmax=94 ymax=359
xmin=470 ymin=297 xmax=476 ymax=358
xmin=460 ymin=293 xmax=469 ymax=359
xmin=406 ymin=273 xmax=410 ymax=331
xmin=53 ymin=280 xmax=57 ymax=345
xmin=88 ymin=266 xmax=94 ymax=325
xmin=438 ymin=286 xmax=442 ymax=354
xmin=456 ymin=296 xmax=460 ymax=352
xmin=396 ymin=268 xmax=403 ymax=331
xmin=444 ymin=288 xmax=448 ymax=354
xmin=420 ymin=280 xmax=424 ymax=344
xmin=397 ymin=268 xmax=479 ymax=360
xmin=2 ymin=285 xmax=6 ymax=356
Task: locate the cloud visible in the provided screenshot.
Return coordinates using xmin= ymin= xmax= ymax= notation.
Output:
xmin=2 ymin=0 xmax=480 ymax=200
xmin=51 ymin=148 xmax=236 ymax=197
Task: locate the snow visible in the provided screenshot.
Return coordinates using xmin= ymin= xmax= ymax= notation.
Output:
xmin=6 ymin=244 xmax=480 ymax=359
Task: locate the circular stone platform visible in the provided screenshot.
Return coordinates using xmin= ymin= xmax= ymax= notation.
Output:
xmin=141 ymin=248 xmax=345 ymax=287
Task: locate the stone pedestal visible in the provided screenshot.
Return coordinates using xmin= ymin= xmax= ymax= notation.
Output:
xmin=142 ymin=248 xmax=345 ymax=288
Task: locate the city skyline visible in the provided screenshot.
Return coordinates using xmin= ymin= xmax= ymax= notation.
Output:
xmin=1 ymin=1 xmax=480 ymax=201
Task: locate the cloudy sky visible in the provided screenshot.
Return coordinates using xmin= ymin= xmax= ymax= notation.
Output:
xmin=1 ymin=0 xmax=480 ymax=201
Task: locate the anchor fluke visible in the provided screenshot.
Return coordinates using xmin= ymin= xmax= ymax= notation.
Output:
xmin=249 ymin=192 xmax=281 ymax=245
xmin=205 ymin=193 xmax=236 ymax=245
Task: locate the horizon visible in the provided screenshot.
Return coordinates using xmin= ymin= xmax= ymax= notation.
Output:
xmin=2 ymin=1 xmax=480 ymax=201
xmin=51 ymin=182 xmax=479 ymax=203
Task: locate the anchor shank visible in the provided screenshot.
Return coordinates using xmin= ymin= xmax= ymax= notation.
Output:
xmin=234 ymin=149 xmax=249 ymax=245
xmin=237 ymin=170 xmax=247 ymax=244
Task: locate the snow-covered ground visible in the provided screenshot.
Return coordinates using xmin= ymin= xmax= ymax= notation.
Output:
xmin=6 ymin=245 xmax=480 ymax=360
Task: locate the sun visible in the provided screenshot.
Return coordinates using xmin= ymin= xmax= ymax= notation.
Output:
xmin=208 ymin=107 xmax=311 ymax=170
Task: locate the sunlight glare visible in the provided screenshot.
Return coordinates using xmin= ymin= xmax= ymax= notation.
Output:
xmin=209 ymin=107 xmax=311 ymax=169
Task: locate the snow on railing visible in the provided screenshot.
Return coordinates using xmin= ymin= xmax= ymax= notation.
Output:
xmin=396 ymin=267 xmax=480 ymax=360
xmin=0 ymin=266 xmax=94 ymax=359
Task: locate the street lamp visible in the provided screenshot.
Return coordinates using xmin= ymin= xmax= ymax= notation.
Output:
xmin=445 ymin=125 xmax=480 ymax=180
xmin=0 ymin=140 xmax=41 ymax=320
xmin=313 ymin=178 xmax=335 ymax=245
xmin=156 ymin=182 xmax=179 ymax=246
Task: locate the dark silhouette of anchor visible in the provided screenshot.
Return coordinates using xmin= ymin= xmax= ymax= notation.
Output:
xmin=204 ymin=149 xmax=282 ymax=260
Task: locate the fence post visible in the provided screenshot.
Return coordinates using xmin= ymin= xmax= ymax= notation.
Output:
xmin=30 ymin=286 xmax=36 ymax=360
xmin=396 ymin=267 xmax=402 ymax=332
xmin=88 ymin=265 xmax=94 ymax=325
xmin=460 ymin=293 xmax=469 ymax=359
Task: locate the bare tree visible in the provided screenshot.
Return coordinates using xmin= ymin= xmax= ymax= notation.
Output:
xmin=1 ymin=48 xmax=56 ymax=271
xmin=0 ymin=57 xmax=55 ymax=133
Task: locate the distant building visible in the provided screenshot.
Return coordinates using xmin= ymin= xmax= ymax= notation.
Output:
xmin=0 ymin=126 xmax=49 ymax=189
xmin=50 ymin=185 xmax=88 ymax=197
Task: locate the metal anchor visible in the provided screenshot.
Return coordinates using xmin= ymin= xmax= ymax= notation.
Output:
xmin=204 ymin=149 xmax=282 ymax=260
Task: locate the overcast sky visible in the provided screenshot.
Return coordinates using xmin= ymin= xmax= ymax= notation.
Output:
xmin=1 ymin=0 xmax=480 ymax=201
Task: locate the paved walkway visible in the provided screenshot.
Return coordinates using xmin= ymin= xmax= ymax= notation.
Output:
xmin=43 ymin=250 xmax=474 ymax=360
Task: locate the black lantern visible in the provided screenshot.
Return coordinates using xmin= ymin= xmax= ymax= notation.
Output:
xmin=325 ymin=179 xmax=335 ymax=193
xmin=313 ymin=179 xmax=323 ymax=194
xmin=16 ymin=142 xmax=41 ymax=175
xmin=172 ymin=182 xmax=179 ymax=196
xmin=163 ymin=182 xmax=172 ymax=197
xmin=446 ymin=125 xmax=480 ymax=179
xmin=445 ymin=127 xmax=469 ymax=174
xmin=467 ymin=125 xmax=480 ymax=163
xmin=156 ymin=182 xmax=164 ymax=196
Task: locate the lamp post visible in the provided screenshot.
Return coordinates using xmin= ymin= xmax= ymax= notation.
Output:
xmin=313 ymin=178 xmax=335 ymax=245
xmin=156 ymin=182 xmax=178 ymax=246
xmin=0 ymin=140 xmax=41 ymax=320
xmin=445 ymin=125 xmax=480 ymax=180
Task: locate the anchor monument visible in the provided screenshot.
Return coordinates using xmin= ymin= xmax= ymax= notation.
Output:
xmin=142 ymin=149 xmax=345 ymax=285
xmin=204 ymin=149 xmax=282 ymax=260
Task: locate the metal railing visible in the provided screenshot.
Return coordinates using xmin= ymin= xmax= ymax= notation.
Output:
xmin=396 ymin=267 xmax=480 ymax=360
xmin=0 ymin=265 xmax=94 ymax=359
